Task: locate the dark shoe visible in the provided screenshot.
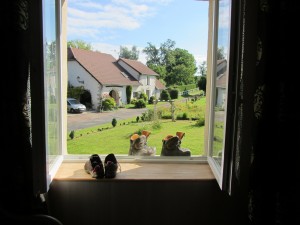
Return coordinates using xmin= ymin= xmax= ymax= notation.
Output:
xmin=160 ymin=132 xmax=191 ymax=156
xmin=104 ymin=153 xmax=119 ymax=178
xmin=84 ymin=154 xmax=105 ymax=178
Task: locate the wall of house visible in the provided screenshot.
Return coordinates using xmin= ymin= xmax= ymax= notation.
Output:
xmin=68 ymin=61 xmax=101 ymax=109
xmin=118 ymin=60 xmax=140 ymax=80
xmin=47 ymin=179 xmax=243 ymax=225
xmin=139 ymin=75 xmax=157 ymax=98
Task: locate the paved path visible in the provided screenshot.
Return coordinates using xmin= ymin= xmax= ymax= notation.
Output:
xmin=67 ymin=108 xmax=148 ymax=131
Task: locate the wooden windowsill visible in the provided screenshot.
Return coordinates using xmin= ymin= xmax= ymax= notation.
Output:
xmin=53 ymin=162 xmax=215 ymax=181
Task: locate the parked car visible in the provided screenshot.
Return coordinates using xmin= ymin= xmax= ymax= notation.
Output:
xmin=67 ymin=98 xmax=86 ymax=113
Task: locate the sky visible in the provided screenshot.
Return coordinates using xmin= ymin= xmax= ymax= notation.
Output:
xmin=67 ymin=0 xmax=209 ymax=70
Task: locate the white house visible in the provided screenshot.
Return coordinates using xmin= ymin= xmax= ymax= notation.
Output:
xmin=67 ymin=47 xmax=166 ymax=110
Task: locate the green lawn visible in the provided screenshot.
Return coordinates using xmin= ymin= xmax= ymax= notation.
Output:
xmin=67 ymin=96 xmax=206 ymax=156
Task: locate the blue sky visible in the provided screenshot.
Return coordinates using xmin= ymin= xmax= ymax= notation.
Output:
xmin=67 ymin=0 xmax=209 ymax=67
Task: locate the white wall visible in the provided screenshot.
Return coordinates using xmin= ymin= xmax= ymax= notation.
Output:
xmin=117 ymin=61 xmax=139 ymax=80
xmin=68 ymin=61 xmax=101 ymax=110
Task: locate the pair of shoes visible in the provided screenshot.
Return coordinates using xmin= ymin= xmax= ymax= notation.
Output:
xmin=160 ymin=132 xmax=191 ymax=156
xmin=128 ymin=130 xmax=156 ymax=156
xmin=84 ymin=154 xmax=105 ymax=178
xmin=84 ymin=153 xmax=119 ymax=178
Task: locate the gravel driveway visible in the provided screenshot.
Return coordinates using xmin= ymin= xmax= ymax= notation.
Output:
xmin=67 ymin=108 xmax=148 ymax=131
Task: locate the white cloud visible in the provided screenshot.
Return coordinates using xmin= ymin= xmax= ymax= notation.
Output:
xmin=67 ymin=0 xmax=158 ymax=40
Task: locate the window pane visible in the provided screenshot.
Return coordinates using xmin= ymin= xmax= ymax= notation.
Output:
xmin=44 ymin=0 xmax=61 ymax=179
xmin=208 ymin=0 xmax=232 ymax=190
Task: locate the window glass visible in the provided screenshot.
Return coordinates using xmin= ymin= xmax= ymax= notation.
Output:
xmin=44 ymin=0 xmax=62 ymax=183
xmin=207 ymin=0 xmax=233 ymax=191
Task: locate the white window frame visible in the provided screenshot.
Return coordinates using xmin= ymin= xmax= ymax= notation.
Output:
xmin=32 ymin=0 xmax=239 ymax=195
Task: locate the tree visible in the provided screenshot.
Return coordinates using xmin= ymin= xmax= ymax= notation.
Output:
xmin=164 ymin=48 xmax=197 ymax=86
xmin=126 ymin=85 xmax=132 ymax=104
xmin=143 ymin=40 xmax=196 ymax=86
xmin=199 ymin=61 xmax=207 ymax=77
xmin=198 ymin=76 xmax=207 ymax=93
xmin=142 ymin=39 xmax=175 ymax=80
xmin=67 ymin=39 xmax=92 ymax=50
xmin=119 ymin=46 xmax=139 ymax=60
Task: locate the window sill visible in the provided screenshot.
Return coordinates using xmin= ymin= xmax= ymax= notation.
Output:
xmin=53 ymin=161 xmax=215 ymax=181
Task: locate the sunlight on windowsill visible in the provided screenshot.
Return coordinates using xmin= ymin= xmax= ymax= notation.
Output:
xmin=54 ymin=157 xmax=215 ymax=181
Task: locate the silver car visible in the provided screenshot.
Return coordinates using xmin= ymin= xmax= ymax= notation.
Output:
xmin=67 ymin=98 xmax=86 ymax=113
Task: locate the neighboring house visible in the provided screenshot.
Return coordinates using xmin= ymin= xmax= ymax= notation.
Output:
xmin=67 ymin=47 xmax=165 ymax=110
xmin=215 ymin=59 xmax=227 ymax=109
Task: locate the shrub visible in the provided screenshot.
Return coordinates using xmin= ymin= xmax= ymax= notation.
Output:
xmin=160 ymin=90 xmax=171 ymax=101
xmin=112 ymin=118 xmax=117 ymax=127
xmin=139 ymin=92 xmax=148 ymax=102
xmin=169 ymin=89 xmax=179 ymax=99
xmin=126 ymin=85 xmax=132 ymax=104
xmin=69 ymin=130 xmax=75 ymax=139
xmin=134 ymin=99 xmax=146 ymax=108
xmin=195 ymin=116 xmax=205 ymax=127
xmin=102 ymin=97 xmax=116 ymax=111
xmin=148 ymin=96 xmax=156 ymax=104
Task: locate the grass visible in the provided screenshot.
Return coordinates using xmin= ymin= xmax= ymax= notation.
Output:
xmin=67 ymin=96 xmax=206 ymax=156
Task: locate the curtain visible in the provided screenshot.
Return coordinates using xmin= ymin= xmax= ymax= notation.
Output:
xmin=247 ymin=0 xmax=299 ymax=224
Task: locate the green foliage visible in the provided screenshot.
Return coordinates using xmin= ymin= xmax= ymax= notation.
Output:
xmin=136 ymin=116 xmax=140 ymax=123
xmin=177 ymin=112 xmax=188 ymax=120
xmin=112 ymin=118 xmax=117 ymax=127
xmin=141 ymin=109 xmax=156 ymax=122
xmin=102 ymin=97 xmax=116 ymax=111
xmin=198 ymin=76 xmax=207 ymax=93
xmin=169 ymin=84 xmax=196 ymax=92
xmin=199 ymin=61 xmax=207 ymax=77
xmin=67 ymin=39 xmax=92 ymax=50
xmin=67 ymin=84 xmax=85 ymax=100
xmin=195 ymin=116 xmax=205 ymax=127
xmin=126 ymin=86 xmax=132 ymax=104
xmin=69 ymin=130 xmax=75 ymax=140
xmin=134 ymin=99 xmax=146 ymax=108
xmin=119 ymin=46 xmax=139 ymax=60
xmin=151 ymin=120 xmax=162 ymax=130
xmin=139 ymin=92 xmax=148 ymax=102
xmin=148 ymin=96 xmax=156 ymax=104
xmin=160 ymin=90 xmax=171 ymax=101
xmin=164 ymin=48 xmax=197 ymax=86
xmin=169 ymin=89 xmax=178 ymax=99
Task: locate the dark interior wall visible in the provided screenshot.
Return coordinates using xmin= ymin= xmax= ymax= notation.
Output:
xmin=47 ymin=179 xmax=240 ymax=225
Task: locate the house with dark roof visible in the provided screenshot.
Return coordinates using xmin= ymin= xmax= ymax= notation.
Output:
xmin=67 ymin=47 xmax=165 ymax=109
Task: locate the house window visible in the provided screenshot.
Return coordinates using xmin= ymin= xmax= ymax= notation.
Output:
xmin=147 ymin=76 xmax=150 ymax=85
xmin=34 ymin=0 xmax=237 ymax=194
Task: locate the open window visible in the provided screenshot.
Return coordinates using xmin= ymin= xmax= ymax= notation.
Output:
xmin=31 ymin=0 xmax=241 ymax=195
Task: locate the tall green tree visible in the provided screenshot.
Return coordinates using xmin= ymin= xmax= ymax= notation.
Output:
xmin=67 ymin=39 xmax=92 ymax=50
xmin=142 ymin=39 xmax=175 ymax=80
xmin=164 ymin=48 xmax=197 ymax=86
xmin=119 ymin=46 xmax=139 ymax=60
xmin=197 ymin=76 xmax=207 ymax=93
xmin=199 ymin=61 xmax=207 ymax=77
